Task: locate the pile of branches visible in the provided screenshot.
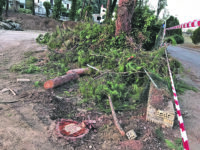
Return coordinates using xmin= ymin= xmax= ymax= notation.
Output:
xmin=36 ymin=22 xmax=182 ymax=112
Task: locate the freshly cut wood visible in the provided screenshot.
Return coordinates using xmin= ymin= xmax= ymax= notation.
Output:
xmin=108 ymin=95 xmax=125 ymax=136
xmin=17 ymin=79 xmax=31 ymax=82
xmin=66 ymin=68 xmax=89 ymax=75
xmin=44 ymin=73 xmax=79 ymax=89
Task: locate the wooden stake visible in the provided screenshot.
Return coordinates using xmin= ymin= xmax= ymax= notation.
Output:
xmin=108 ymin=95 xmax=125 ymax=136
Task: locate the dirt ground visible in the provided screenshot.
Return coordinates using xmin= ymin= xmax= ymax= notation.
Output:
xmin=3 ymin=12 xmax=61 ymax=31
xmin=0 ymin=30 xmax=185 ymax=150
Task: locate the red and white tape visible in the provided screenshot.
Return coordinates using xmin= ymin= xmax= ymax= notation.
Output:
xmin=165 ymin=49 xmax=190 ymax=150
xmin=166 ymin=19 xmax=200 ymax=30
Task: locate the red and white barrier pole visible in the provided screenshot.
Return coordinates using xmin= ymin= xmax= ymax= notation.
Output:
xmin=165 ymin=49 xmax=190 ymax=150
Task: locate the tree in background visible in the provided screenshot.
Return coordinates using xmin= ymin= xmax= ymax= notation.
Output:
xmin=25 ymin=0 xmax=35 ymax=15
xmin=32 ymin=0 xmax=35 ymax=15
xmin=156 ymin=0 xmax=167 ymax=19
xmin=69 ymin=0 xmax=77 ymax=21
xmin=5 ymin=0 xmax=8 ymax=16
xmin=186 ymin=29 xmax=193 ymax=35
xmin=191 ymin=27 xmax=200 ymax=44
xmin=53 ymin=0 xmax=62 ymax=19
xmin=43 ymin=1 xmax=51 ymax=17
xmin=132 ymin=2 xmax=161 ymax=50
xmin=0 ymin=0 xmax=5 ymax=20
xmin=166 ymin=16 xmax=182 ymax=36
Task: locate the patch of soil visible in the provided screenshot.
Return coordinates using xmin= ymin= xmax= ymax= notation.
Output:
xmin=150 ymin=86 xmax=170 ymax=110
xmin=3 ymin=12 xmax=61 ymax=31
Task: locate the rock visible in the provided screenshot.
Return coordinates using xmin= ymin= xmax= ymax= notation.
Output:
xmin=9 ymin=22 xmax=22 ymax=31
xmin=0 ymin=21 xmax=12 ymax=30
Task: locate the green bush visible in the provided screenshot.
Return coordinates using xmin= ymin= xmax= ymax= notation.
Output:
xmin=173 ymin=34 xmax=184 ymax=44
xmin=191 ymin=27 xmax=200 ymax=44
xmin=43 ymin=1 xmax=51 ymax=17
xmin=165 ymin=36 xmax=177 ymax=45
xmin=18 ymin=8 xmax=32 ymax=14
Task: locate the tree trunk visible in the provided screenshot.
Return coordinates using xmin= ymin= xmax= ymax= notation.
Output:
xmin=5 ymin=0 xmax=9 ymax=17
xmin=32 ymin=0 xmax=35 ymax=15
xmin=110 ymin=0 xmax=118 ymax=17
xmin=115 ymin=0 xmax=136 ymax=36
xmin=105 ymin=0 xmax=112 ymax=21
xmin=80 ymin=0 xmax=86 ymax=18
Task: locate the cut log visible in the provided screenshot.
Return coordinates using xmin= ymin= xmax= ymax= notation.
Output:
xmin=108 ymin=95 xmax=125 ymax=136
xmin=44 ymin=73 xmax=79 ymax=89
xmin=66 ymin=68 xmax=89 ymax=75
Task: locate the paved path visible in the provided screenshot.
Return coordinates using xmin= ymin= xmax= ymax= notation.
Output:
xmin=168 ymin=46 xmax=200 ymax=150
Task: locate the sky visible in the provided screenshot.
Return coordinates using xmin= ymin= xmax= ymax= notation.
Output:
xmin=149 ymin=0 xmax=200 ymax=24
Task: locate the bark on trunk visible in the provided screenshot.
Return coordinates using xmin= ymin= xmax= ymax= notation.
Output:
xmin=5 ymin=0 xmax=9 ymax=17
xmin=44 ymin=73 xmax=79 ymax=89
xmin=66 ymin=68 xmax=89 ymax=75
xmin=105 ymin=0 xmax=112 ymax=21
xmin=115 ymin=0 xmax=136 ymax=36
xmin=80 ymin=0 xmax=86 ymax=18
xmin=32 ymin=0 xmax=35 ymax=15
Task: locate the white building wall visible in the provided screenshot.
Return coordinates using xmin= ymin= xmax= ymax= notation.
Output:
xmin=35 ymin=0 xmax=72 ymax=15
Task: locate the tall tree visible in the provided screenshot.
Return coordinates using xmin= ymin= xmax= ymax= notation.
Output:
xmin=53 ymin=0 xmax=62 ymax=19
xmin=115 ymin=0 xmax=136 ymax=35
xmin=166 ymin=16 xmax=182 ymax=36
xmin=0 ymin=0 xmax=5 ymax=20
xmin=70 ymin=0 xmax=77 ymax=21
xmin=5 ymin=0 xmax=8 ymax=17
xmin=32 ymin=0 xmax=35 ymax=15
xmin=80 ymin=0 xmax=86 ymax=18
xmin=156 ymin=0 xmax=167 ymax=19
xmin=105 ymin=0 xmax=112 ymax=21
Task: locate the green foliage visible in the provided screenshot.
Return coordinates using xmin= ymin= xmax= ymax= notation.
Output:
xmin=165 ymin=139 xmax=184 ymax=150
xmin=36 ymin=22 xmax=183 ymax=112
xmin=186 ymin=29 xmax=193 ymax=35
xmin=191 ymin=27 xmax=200 ymax=44
xmin=165 ymin=36 xmax=177 ymax=45
xmin=36 ymin=33 xmax=51 ymax=44
xmin=155 ymin=127 xmax=164 ymax=142
xmin=34 ymin=81 xmax=42 ymax=87
xmin=25 ymin=0 xmax=33 ymax=10
xmin=69 ymin=0 xmax=77 ymax=21
xmin=131 ymin=5 xmax=161 ymax=50
xmin=43 ymin=1 xmax=51 ymax=17
xmin=18 ymin=8 xmax=32 ymax=14
xmin=10 ymin=56 xmax=40 ymax=74
xmin=166 ymin=16 xmax=182 ymax=37
xmin=173 ymin=34 xmax=184 ymax=44
xmin=53 ymin=0 xmax=62 ymax=19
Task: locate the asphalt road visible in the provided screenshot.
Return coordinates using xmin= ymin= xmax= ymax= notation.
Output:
xmin=167 ymin=46 xmax=200 ymax=150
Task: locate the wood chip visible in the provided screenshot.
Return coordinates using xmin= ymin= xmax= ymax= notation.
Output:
xmin=17 ymin=79 xmax=31 ymax=82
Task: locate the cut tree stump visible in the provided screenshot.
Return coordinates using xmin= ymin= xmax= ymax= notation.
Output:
xmin=44 ymin=73 xmax=79 ymax=89
xmin=66 ymin=68 xmax=89 ymax=75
